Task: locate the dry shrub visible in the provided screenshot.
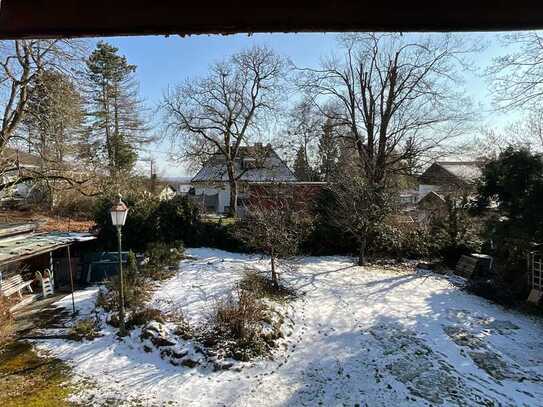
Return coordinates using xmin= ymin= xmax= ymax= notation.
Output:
xmin=102 ymin=275 xmax=152 ymax=312
xmin=214 ymin=288 xmax=266 ymax=343
xmin=167 ymin=308 xmax=193 ymax=340
xmin=0 ymin=296 xmax=14 ymax=347
xmin=205 ymin=288 xmax=284 ymax=361
xmin=239 ymin=269 xmax=297 ymax=301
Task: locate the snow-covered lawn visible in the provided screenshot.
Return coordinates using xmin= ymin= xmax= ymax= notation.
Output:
xmin=36 ymin=248 xmax=543 ymax=406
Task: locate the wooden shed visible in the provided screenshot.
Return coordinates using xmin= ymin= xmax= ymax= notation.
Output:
xmin=0 ymin=222 xmax=96 ymax=310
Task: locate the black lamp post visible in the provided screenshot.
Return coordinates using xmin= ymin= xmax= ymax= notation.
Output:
xmin=110 ymin=193 xmax=128 ymax=336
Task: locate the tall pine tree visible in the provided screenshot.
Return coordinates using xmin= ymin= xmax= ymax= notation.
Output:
xmin=317 ymin=118 xmax=339 ymax=182
xmin=83 ymin=42 xmax=147 ymax=178
xmin=293 ymin=145 xmax=314 ymax=181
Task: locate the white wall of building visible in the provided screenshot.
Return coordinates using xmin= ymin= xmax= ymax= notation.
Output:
xmin=193 ymin=184 xmax=230 ymax=214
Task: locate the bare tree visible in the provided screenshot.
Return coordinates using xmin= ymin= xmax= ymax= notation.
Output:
xmin=0 ymin=39 xmax=91 ymax=197
xmin=23 ymin=70 xmax=84 ymax=166
xmin=322 ymin=173 xmax=395 ymax=265
xmin=162 ymin=46 xmax=287 ymax=216
xmin=281 ymin=100 xmax=322 ymax=171
xmin=235 ymin=184 xmax=307 ymax=288
xmin=488 ymin=32 xmax=543 ymax=112
xmin=0 ymin=40 xmax=83 ymax=153
xmin=298 ymin=33 xmax=473 ymax=186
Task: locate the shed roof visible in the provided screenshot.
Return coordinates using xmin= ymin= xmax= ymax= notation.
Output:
xmin=0 ymin=232 xmax=96 ymax=266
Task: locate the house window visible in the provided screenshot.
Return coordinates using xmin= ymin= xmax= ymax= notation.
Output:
xmin=242 ymin=158 xmax=257 ymax=170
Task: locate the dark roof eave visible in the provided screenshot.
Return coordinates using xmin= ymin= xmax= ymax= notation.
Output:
xmin=3 ymin=1 xmax=543 ymax=39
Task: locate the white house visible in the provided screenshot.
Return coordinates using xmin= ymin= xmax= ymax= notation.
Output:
xmin=190 ymin=143 xmax=296 ymax=214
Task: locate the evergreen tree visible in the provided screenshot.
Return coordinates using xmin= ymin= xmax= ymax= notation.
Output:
xmin=293 ymin=146 xmax=313 ymax=181
xmin=83 ymin=42 xmax=147 ymax=177
xmin=317 ymin=119 xmax=339 ymax=181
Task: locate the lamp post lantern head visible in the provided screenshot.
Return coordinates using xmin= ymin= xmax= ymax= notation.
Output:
xmin=110 ymin=193 xmax=128 ymax=227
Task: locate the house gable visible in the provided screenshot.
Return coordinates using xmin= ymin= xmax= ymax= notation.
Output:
xmin=191 ymin=143 xmax=296 ymax=184
xmin=419 ymin=161 xmax=481 ymax=187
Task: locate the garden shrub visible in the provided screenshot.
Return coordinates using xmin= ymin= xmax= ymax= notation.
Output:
xmin=205 ymin=288 xmax=271 ymax=360
xmin=93 ymin=192 xmax=248 ymax=252
xmin=369 ymin=222 xmax=437 ymax=260
xmin=213 ymin=288 xmax=265 ymax=341
xmin=102 ymin=272 xmax=151 ymax=312
xmin=195 ymin=221 xmax=248 ymax=252
xmin=94 ymin=192 xmax=160 ymax=252
xmin=154 ymin=196 xmax=200 ymax=244
xmin=467 ymin=235 xmax=531 ymax=306
xmin=471 ymin=148 xmax=543 ymax=305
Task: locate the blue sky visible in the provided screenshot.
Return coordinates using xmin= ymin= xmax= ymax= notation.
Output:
xmin=99 ymin=32 xmax=519 ymax=177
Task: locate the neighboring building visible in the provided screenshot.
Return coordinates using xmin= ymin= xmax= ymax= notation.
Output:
xmin=399 ymin=189 xmax=419 ymax=206
xmin=0 ymin=148 xmax=44 ymax=203
xmin=191 ymin=143 xmax=298 ymax=215
xmin=418 ymin=161 xmax=482 ymax=199
xmin=161 ymin=176 xmax=193 ymax=196
xmin=413 ymin=161 xmax=482 ymax=222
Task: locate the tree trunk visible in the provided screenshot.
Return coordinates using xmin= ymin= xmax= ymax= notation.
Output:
xmin=358 ymin=237 xmax=367 ymax=266
xmin=226 ymin=160 xmax=237 ymax=217
xmin=270 ymin=251 xmax=279 ymax=289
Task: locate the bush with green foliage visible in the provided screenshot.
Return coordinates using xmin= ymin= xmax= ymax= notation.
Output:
xmin=474 ymin=147 xmax=543 ymax=305
xmin=307 ymin=187 xmax=435 ymax=261
xmin=94 ymin=192 xmax=160 ymax=252
xmin=142 ymin=241 xmax=184 ymax=280
xmin=94 ymin=192 xmax=246 ymax=252
xmin=370 ymin=222 xmax=435 ymax=260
